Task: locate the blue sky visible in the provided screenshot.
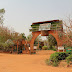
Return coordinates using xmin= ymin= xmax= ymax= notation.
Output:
xmin=0 ymin=0 xmax=72 ymax=36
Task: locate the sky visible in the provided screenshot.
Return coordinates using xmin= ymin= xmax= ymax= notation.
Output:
xmin=0 ymin=0 xmax=72 ymax=36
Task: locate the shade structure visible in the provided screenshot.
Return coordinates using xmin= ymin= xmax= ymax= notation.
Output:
xmin=41 ymin=30 xmax=49 ymax=36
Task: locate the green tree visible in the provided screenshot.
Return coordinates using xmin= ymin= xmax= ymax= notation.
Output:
xmin=26 ymin=34 xmax=32 ymax=41
xmin=46 ymin=34 xmax=57 ymax=48
xmin=27 ymin=34 xmax=42 ymax=45
xmin=21 ymin=33 xmax=26 ymax=40
xmin=0 ymin=8 xmax=5 ymax=25
xmin=34 ymin=35 xmax=42 ymax=46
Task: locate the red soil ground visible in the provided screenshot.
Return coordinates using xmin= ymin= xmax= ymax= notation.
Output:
xmin=0 ymin=50 xmax=72 ymax=72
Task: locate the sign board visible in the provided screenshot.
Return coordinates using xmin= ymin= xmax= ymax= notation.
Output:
xmin=58 ymin=46 xmax=64 ymax=52
xmin=39 ymin=23 xmax=51 ymax=31
xmin=58 ymin=46 xmax=64 ymax=50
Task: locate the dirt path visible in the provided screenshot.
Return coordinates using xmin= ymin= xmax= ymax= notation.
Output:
xmin=0 ymin=50 xmax=72 ymax=72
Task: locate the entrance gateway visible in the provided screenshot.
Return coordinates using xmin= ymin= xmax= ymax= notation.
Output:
xmin=13 ymin=20 xmax=64 ymax=54
xmin=29 ymin=20 xmax=64 ymax=53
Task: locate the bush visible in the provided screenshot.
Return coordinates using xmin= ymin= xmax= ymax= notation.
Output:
xmin=48 ymin=46 xmax=57 ymax=51
xmin=42 ymin=46 xmax=48 ymax=50
xmin=52 ymin=48 xmax=57 ymax=51
xmin=45 ymin=59 xmax=52 ymax=65
xmin=46 ymin=52 xmax=69 ymax=67
xmin=2 ymin=43 xmax=9 ymax=51
xmin=52 ymin=61 xmax=58 ymax=67
xmin=0 ymin=42 xmax=3 ymax=50
xmin=39 ymin=45 xmax=42 ymax=50
xmin=66 ymin=51 xmax=72 ymax=55
xmin=58 ymin=52 xmax=69 ymax=60
xmin=0 ymin=42 xmax=12 ymax=51
xmin=45 ymin=53 xmax=59 ymax=67
xmin=50 ymin=52 xmax=59 ymax=62
xmin=52 ymin=46 xmax=57 ymax=51
xmin=66 ymin=54 xmax=72 ymax=65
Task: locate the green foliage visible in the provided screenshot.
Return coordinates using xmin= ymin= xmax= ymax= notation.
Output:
xmin=66 ymin=54 xmax=72 ymax=64
xmin=52 ymin=61 xmax=58 ymax=67
xmin=48 ymin=46 xmax=57 ymax=51
xmin=42 ymin=46 xmax=48 ymax=50
xmin=57 ymin=52 xmax=69 ymax=60
xmin=66 ymin=47 xmax=72 ymax=50
xmin=0 ymin=39 xmax=14 ymax=51
xmin=66 ymin=51 xmax=72 ymax=55
xmin=45 ymin=53 xmax=59 ymax=67
xmin=39 ymin=45 xmax=42 ymax=48
xmin=34 ymin=36 xmax=42 ymax=44
xmin=27 ymin=34 xmax=42 ymax=46
xmin=21 ymin=33 xmax=26 ymax=40
xmin=52 ymin=46 xmax=57 ymax=51
xmin=46 ymin=34 xmax=57 ymax=49
xmin=0 ymin=26 xmax=26 ymax=43
xmin=2 ymin=43 xmax=8 ymax=49
xmin=45 ymin=59 xmax=52 ymax=65
xmin=0 ymin=43 xmax=10 ymax=51
xmin=5 ymin=39 xmax=13 ymax=44
xmin=26 ymin=34 xmax=32 ymax=41
xmin=0 ymin=26 xmax=12 ymax=42
xmin=46 ymin=52 xmax=69 ymax=67
xmin=0 ymin=42 xmax=4 ymax=50
xmin=50 ymin=52 xmax=59 ymax=62
xmin=0 ymin=8 xmax=5 ymax=13
xmin=0 ymin=8 xmax=5 ymax=25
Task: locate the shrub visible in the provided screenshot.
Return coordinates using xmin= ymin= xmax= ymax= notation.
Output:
xmin=48 ymin=46 xmax=57 ymax=51
xmin=0 ymin=42 xmax=3 ymax=50
xmin=46 ymin=52 xmax=69 ymax=67
xmin=52 ymin=61 xmax=58 ymax=67
xmin=50 ymin=52 xmax=59 ymax=62
xmin=66 ymin=51 xmax=72 ymax=55
xmin=0 ymin=42 xmax=13 ymax=51
xmin=58 ymin=52 xmax=69 ymax=60
xmin=46 ymin=52 xmax=59 ymax=67
xmin=52 ymin=48 xmax=57 ymax=51
xmin=66 ymin=54 xmax=72 ymax=65
xmin=39 ymin=45 xmax=42 ymax=50
xmin=52 ymin=46 xmax=57 ymax=51
xmin=45 ymin=59 xmax=52 ymax=65
xmin=2 ymin=43 xmax=9 ymax=51
xmin=42 ymin=46 xmax=48 ymax=50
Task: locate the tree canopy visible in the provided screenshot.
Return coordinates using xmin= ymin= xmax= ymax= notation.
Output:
xmin=0 ymin=8 xmax=5 ymax=25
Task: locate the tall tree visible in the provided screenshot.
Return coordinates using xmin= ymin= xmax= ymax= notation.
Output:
xmin=0 ymin=8 xmax=5 ymax=25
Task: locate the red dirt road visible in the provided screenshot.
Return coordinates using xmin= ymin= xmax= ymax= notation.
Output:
xmin=0 ymin=50 xmax=72 ymax=72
